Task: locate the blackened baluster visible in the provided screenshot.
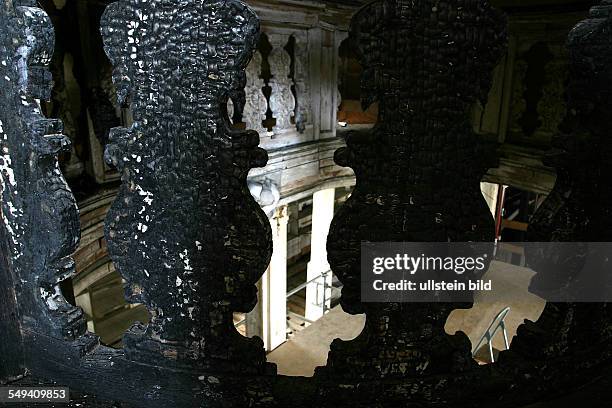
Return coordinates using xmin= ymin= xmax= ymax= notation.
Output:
xmin=322 ymin=0 xmax=506 ymax=383
xmin=0 ymin=0 xmax=88 ymax=346
xmin=268 ymin=33 xmax=295 ymax=134
xmin=508 ymin=0 xmax=612 ymax=386
xmin=101 ymin=0 xmax=272 ymax=373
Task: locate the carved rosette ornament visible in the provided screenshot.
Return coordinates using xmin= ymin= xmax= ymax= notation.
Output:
xmin=243 ymin=51 xmax=268 ymax=134
xmin=268 ymin=34 xmax=296 ymax=133
xmin=100 ymin=0 xmax=272 ymax=373
xmin=323 ymin=0 xmax=506 ymax=383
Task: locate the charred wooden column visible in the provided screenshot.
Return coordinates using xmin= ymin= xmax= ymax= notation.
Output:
xmin=100 ymin=0 xmax=272 ymax=373
xmin=507 ymin=1 xmax=612 ymax=395
xmin=0 ymin=0 xmax=90 ymax=365
xmin=243 ymin=51 xmax=268 ymax=136
xmin=322 ymin=0 xmax=506 ymax=382
xmin=1 ymin=0 xmax=277 ymax=403
xmin=293 ymin=33 xmax=311 ymax=133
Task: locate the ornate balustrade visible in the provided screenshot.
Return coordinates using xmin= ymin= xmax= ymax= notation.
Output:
xmin=1 ymin=0 xmax=611 ymax=407
xmin=237 ymin=23 xmax=345 ymax=150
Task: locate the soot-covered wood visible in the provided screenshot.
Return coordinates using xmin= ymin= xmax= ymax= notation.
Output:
xmin=2 ymin=0 xmax=612 ymax=407
xmin=0 ymin=0 xmax=89 ymax=382
xmin=100 ymin=0 xmax=272 ymax=373
xmin=323 ymin=0 xmax=506 ymax=383
xmin=501 ymin=1 xmax=612 ymax=402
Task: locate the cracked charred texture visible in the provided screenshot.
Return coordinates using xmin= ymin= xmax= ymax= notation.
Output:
xmin=507 ymin=0 xmax=612 ymax=389
xmin=322 ymin=0 xmax=506 ymax=383
xmin=0 ymin=0 xmax=86 ymax=342
xmin=100 ymin=0 xmax=272 ymax=373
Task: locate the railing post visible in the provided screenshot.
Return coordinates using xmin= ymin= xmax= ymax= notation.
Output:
xmin=512 ymin=0 xmax=612 ymax=368
xmin=243 ymin=51 xmax=268 ymax=136
xmin=268 ymin=33 xmax=295 ymax=134
xmin=0 ymin=0 xmax=89 ymax=354
xmin=322 ymin=0 xmax=506 ymax=384
xmin=101 ymin=0 xmax=272 ymax=373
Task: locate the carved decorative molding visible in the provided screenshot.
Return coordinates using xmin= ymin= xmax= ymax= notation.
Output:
xmin=100 ymin=0 xmax=271 ymax=372
xmin=268 ymin=33 xmax=296 ymax=133
xmin=0 ymin=0 xmax=88 ymax=343
xmin=293 ymin=34 xmax=310 ymax=132
xmin=243 ymin=50 xmax=268 ymax=134
xmin=248 ymin=179 xmax=280 ymax=218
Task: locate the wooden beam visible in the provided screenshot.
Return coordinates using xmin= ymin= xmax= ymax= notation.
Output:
xmin=501 ymin=219 xmax=529 ymax=232
xmin=484 ymin=143 xmax=556 ymax=195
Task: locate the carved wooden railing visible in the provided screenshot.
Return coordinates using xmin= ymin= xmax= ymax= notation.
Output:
xmin=241 ymin=30 xmax=310 ymax=138
xmin=100 ymin=0 xmax=271 ymax=375
xmin=323 ymin=0 xmax=506 ymax=386
xmin=1 ymin=0 xmax=611 ymax=406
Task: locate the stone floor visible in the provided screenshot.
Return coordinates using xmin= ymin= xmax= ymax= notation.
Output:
xmin=446 ymin=260 xmax=546 ymax=358
xmin=266 ymin=305 xmax=365 ymax=377
xmin=268 ymin=260 xmax=546 ymax=375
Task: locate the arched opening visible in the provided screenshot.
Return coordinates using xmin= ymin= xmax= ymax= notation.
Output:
xmin=234 ymin=184 xmax=365 ymax=377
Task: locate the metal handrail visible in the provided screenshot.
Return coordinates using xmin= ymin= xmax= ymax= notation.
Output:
xmin=234 ymin=270 xmax=334 ymax=328
xmin=287 ymin=311 xmax=315 ymax=324
xmin=472 ymin=306 xmax=511 ymax=363
xmin=286 ymin=270 xmax=331 ymax=298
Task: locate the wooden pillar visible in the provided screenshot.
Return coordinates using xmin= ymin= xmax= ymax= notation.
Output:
xmin=268 ymin=33 xmax=295 ymax=134
xmin=480 ymin=182 xmax=500 ymax=218
xmin=268 ymin=205 xmax=289 ymax=350
xmin=246 ymin=205 xmax=288 ymax=351
xmin=318 ymin=26 xmax=336 ymax=138
xmin=512 ymin=0 xmax=612 ymax=367
xmin=305 ymin=188 xmax=335 ymax=322
xmin=101 ymin=0 xmax=271 ymax=372
xmin=308 ymin=27 xmax=322 ymax=140
xmin=0 ymin=0 xmax=89 ymax=354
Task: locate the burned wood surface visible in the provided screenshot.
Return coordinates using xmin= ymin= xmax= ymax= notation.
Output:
xmin=0 ymin=0 xmax=611 ymax=407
